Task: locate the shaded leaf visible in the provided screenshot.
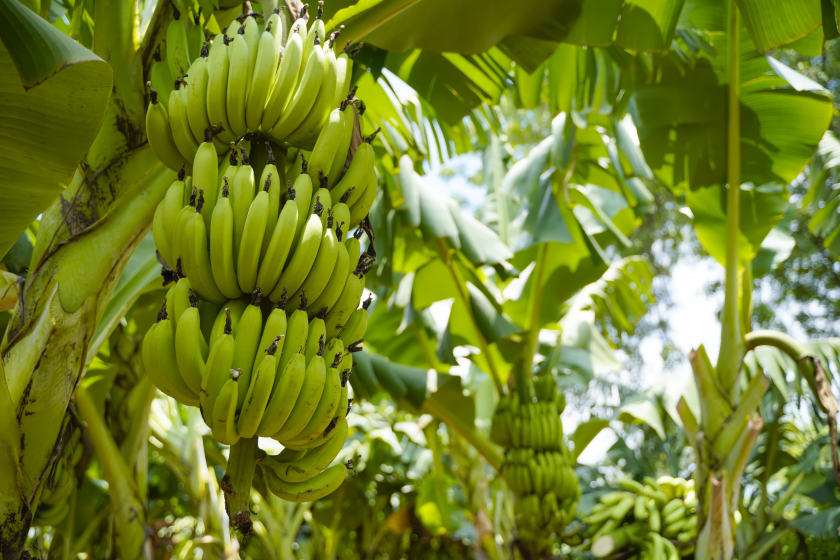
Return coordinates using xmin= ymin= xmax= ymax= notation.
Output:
xmin=0 ymin=0 xmax=112 ymax=260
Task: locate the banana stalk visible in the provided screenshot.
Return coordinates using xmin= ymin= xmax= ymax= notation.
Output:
xmin=76 ymin=384 xmax=148 ymax=558
xmin=222 ymin=436 xmax=260 ymax=537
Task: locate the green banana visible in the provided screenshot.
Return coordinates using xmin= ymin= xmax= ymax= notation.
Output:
xmin=206 ymin=36 xmax=235 ymax=143
xmin=270 ymin=33 xmax=325 ymax=142
xmin=273 ymin=346 xmax=327 ymax=441
xmin=325 ymin=270 xmax=364 ymax=340
xmin=245 ymin=28 xmax=278 ymax=132
xmin=327 ymin=101 xmax=355 ymax=187
xmin=309 ymin=186 xmax=332 ymax=229
xmin=208 ymin=298 xmax=248 ymax=347
xmin=226 ymin=31 xmax=250 ymax=138
xmin=218 ymin=144 xmax=239 ymax=202
xmin=166 ymin=11 xmax=191 ymax=80
xmin=237 ymin=337 xmax=281 ymax=438
xmin=261 ymin=461 xmax=346 ymax=502
xmin=261 ymin=28 xmax=304 ymax=131
xmin=259 ymin=148 xmax=283 ymax=260
xmin=193 ymin=135 xmax=219 ymax=232
xmin=173 ymin=290 xmax=209 ymax=394
xmin=337 ymin=307 xmax=367 ymax=349
xmin=284 ymin=37 xmax=339 ymax=149
xmin=275 ymin=304 xmax=308 ymax=377
xmin=150 ymin=61 xmax=174 ymax=111
xmin=270 ymin=212 xmax=323 ymax=301
xmin=266 ymin=8 xmax=287 ymax=53
xmin=303 ymin=318 xmax=326 ymax=365
xmin=211 ymin=370 xmax=241 ymax=445
xmin=256 ymin=193 xmax=299 ymax=297
xmin=230 ymin=148 xmax=255 ymax=263
xmin=257 ymin=353 xmax=306 ymax=437
xmin=146 ymin=84 xmax=185 ymax=172
xmin=236 ymin=179 xmax=270 ymax=293
xmin=287 ymin=222 xmax=338 ymax=309
xmin=301 ymin=4 xmax=325 ymax=68
xmin=186 ymin=15 xmax=205 ymax=61
xmin=190 ymin=196 xmax=228 ymax=302
xmin=143 ymin=300 xmax=200 ymax=405
xmin=170 ymin=272 xmax=193 ymax=330
xmin=308 ymin=234 xmax=349 ymax=317
xmin=201 ymin=308 xmax=236 ymax=423
xmin=153 ymin=199 xmax=174 ymax=268
xmin=231 ymin=289 xmax=263 ymax=408
xmin=286 ymin=163 xmax=314 ymax=259
xmin=287 ymin=338 xmax=343 ymax=444
xmin=331 ymin=139 xmax=375 ymax=207
xmin=253 ymin=302 xmax=287 ymax=373
xmin=168 ymin=81 xmax=200 ymax=163
xmin=209 ymin=182 xmax=243 ymax=299
xmin=184 ymin=49 xmax=213 ymax=146
xmin=331 ymin=201 xmax=351 ymax=234
xmin=264 ymin=419 xmax=348 ymax=483
xmin=349 ymin=169 xmax=378 ymax=229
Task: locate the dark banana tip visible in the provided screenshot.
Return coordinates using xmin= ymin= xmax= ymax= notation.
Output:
xmin=239 ymin=144 xmax=249 ymax=165
xmin=188 ymin=289 xmax=199 ymax=308
xmin=224 ymin=308 xmax=232 ymax=334
xmin=316 ymin=306 xmax=328 ymax=319
xmin=287 ymin=185 xmax=297 ymax=201
xmin=277 ymin=287 xmax=288 ymax=309
xmin=204 ymin=128 xmax=212 ymax=143
xmin=299 ymin=290 xmax=307 ymax=311
xmin=319 ymin=169 xmax=328 ymax=189
xmin=176 ymin=257 xmax=185 ymax=279
xmin=264 ymin=172 xmax=272 ymax=192
xmin=158 ymin=298 xmax=168 ymax=322
xmin=230 ymin=368 xmax=242 ymax=380
xmin=362 ymin=293 xmax=373 ymax=310
xmin=189 ymin=185 xmax=197 ymax=206
xmin=326 ymin=208 xmax=333 ymax=229
xmin=222 ymin=177 xmax=230 ymax=197
xmin=313 ymin=196 xmax=323 ymax=216
xmin=178 ymin=164 xmax=186 ymax=182
xmin=267 ymin=335 xmax=282 ymax=355
xmin=251 ymin=287 xmax=262 ymax=306
xmin=196 ymin=188 xmax=205 ymax=213
xmin=300 ymin=152 xmax=308 ymax=173
xmin=317 ymin=334 xmax=325 ymax=356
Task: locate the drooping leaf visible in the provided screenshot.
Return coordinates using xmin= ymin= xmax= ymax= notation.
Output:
xmin=0 ymin=0 xmax=112 ymax=260
xmin=572 ymin=418 xmax=611 ymax=460
xmin=789 ymin=506 xmax=840 ymax=539
xmin=687 ymin=183 xmax=788 ymax=266
xmin=736 ymin=0 xmax=822 ymax=52
xmin=614 ymin=394 xmax=666 ymax=439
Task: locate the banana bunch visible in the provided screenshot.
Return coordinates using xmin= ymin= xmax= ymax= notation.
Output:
xmin=491 ymin=375 xmax=580 ymax=546
xmin=151 ymin=102 xmax=377 ymax=306
xmin=147 ymin=2 xmax=360 ymax=172
xmin=141 ymin=280 xmax=370 ymax=500
xmin=585 ymin=477 xmax=698 ymax=559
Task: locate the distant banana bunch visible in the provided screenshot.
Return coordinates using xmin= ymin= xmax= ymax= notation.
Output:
xmin=585 ymin=477 xmax=698 ymax=559
xmin=491 ymin=375 xmax=580 ymax=545
xmin=152 ymin=107 xmax=377 ymax=305
xmin=146 ymin=1 xmax=359 ymax=172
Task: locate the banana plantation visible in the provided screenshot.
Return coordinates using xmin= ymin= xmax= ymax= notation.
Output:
xmin=2 ymin=0 xmax=840 ymax=558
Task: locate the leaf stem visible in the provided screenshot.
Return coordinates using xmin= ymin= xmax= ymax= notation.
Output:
xmin=518 ymin=242 xmax=549 ymax=401
xmin=434 ymin=239 xmax=504 ymax=394
xmin=717 ymin=0 xmax=745 ymax=395
xmin=422 ymin=398 xmax=505 ymax=472
xmin=744 ymin=329 xmax=808 ymax=360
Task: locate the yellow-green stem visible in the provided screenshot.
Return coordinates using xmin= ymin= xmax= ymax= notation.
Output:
xmin=717 ymin=0 xmax=745 ymax=395
xmin=76 ymin=384 xmax=147 ymax=558
xmin=422 ymin=398 xmax=505 ymax=472
xmin=434 ymin=239 xmax=504 ymax=394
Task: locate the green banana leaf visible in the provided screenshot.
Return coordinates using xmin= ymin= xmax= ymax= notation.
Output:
xmin=736 ymin=0 xmax=821 ymax=52
xmin=633 ymin=29 xmax=831 ymax=194
xmin=0 ymin=0 xmax=112 ymax=261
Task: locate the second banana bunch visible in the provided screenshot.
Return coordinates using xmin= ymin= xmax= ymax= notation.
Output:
xmin=491 ymin=375 xmax=580 ymax=546
xmin=583 ymin=477 xmax=698 ymax=559
xmin=152 ymin=102 xmax=377 ymax=306
xmin=146 ymin=2 xmax=358 ymax=172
